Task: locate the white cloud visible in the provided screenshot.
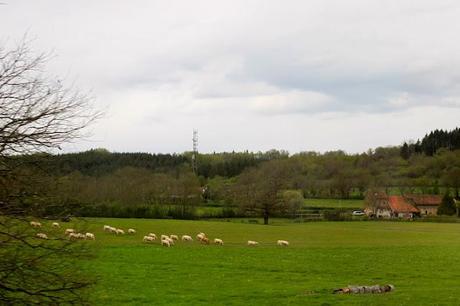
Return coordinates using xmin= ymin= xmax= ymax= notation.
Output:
xmin=387 ymin=92 xmax=411 ymax=108
xmin=249 ymin=90 xmax=335 ymax=115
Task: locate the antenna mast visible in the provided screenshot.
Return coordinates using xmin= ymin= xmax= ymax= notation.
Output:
xmin=192 ymin=129 xmax=198 ymax=174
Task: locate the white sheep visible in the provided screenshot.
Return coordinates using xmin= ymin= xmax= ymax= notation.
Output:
xmin=128 ymin=228 xmax=136 ymax=234
xmin=214 ymin=238 xmax=224 ymax=245
xmin=85 ymin=233 xmax=95 ymax=240
xmin=36 ymin=233 xmax=48 ymax=239
xmin=30 ymin=221 xmax=42 ymax=228
xmin=69 ymin=233 xmax=79 ymax=240
xmin=161 ymin=239 xmax=171 ymax=247
xmin=277 ymin=240 xmax=289 ymax=247
xmin=247 ymin=240 xmax=259 ymax=246
xmin=197 ymin=232 xmax=206 ymax=240
xmin=116 ymin=229 xmax=125 ymax=235
xmin=181 ymin=235 xmax=193 ymax=242
xmin=65 ymin=228 xmax=75 ymax=235
xmin=108 ymin=226 xmax=117 ymax=233
xmin=103 ymin=225 xmax=111 ymax=231
xmin=69 ymin=233 xmax=85 ymax=240
xmin=160 ymin=234 xmax=169 ymax=241
xmin=143 ymin=235 xmax=155 ymax=243
xmin=166 ymin=237 xmax=175 ymax=245
xmin=170 ymin=234 xmax=178 ymax=241
xmin=52 ymin=222 xmax=60 ymax=228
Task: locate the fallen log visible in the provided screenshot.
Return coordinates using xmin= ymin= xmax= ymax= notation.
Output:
xmin=333 ymin=284 xmax=394 ymax=294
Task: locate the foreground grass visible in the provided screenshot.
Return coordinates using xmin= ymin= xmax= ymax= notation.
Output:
xmin=57 ymin=219 xmax=460 ymax=305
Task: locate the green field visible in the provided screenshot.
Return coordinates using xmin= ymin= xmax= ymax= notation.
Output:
xmin=58 ymin=218 xmax=460 ymax=305
xmin=303 ymin=198 xmax=364 ymax=209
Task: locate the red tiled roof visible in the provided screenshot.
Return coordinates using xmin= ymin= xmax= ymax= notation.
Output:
xmin=404 ymin=194 xmax=442 ymax=206
xmin=388 ymin=196 xmax=419 ymax=213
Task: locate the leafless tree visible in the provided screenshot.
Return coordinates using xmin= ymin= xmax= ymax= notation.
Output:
xmin=0 ymin=38 xmax=101 ymax=305
xmin=0 ymin=40 xmax=100 ymax=156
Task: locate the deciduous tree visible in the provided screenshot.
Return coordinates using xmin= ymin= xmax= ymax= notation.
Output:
xmin=232 ymin=160 xmax=293 ymax=224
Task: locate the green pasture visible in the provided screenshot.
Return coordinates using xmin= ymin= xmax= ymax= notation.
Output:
xmin=303 ymin=198 xmax=364 ymax=209
xmin=47 ymin=218 xmax=460 ymax=305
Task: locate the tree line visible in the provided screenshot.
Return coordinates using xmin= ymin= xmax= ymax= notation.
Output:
xmin=27 ymin=148 xmax=288 ymax=178
xmin=9 ymin=140 xmax=459 ymax=222
xmin=401 ymin=127 xmax=460 ymax=159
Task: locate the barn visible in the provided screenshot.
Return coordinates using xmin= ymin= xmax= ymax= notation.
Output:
xmin=404 ymin=194 xmax=442 ymax=216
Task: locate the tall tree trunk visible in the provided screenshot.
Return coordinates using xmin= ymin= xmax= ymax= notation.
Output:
xmin=263 ymin=214 xmax=269 ymax=225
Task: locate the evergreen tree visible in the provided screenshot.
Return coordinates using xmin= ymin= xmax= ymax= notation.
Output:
xmin=437 ymin=193 xmax=456 ymax=216
xmin=400 ymin=142 xmax=411 ymax=160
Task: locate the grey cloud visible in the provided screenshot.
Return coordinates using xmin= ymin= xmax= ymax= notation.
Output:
xmin=2 ymin=0 xmax=460 ymax=153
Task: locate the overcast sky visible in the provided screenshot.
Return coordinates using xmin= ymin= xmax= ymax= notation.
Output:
xmin=2 ymin=1 xmax=460 ymax=154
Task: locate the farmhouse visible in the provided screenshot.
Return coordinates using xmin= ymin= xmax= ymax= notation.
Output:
xmin=365 ymin=191 xmax=392 ymax=218
xmin=366 ymin=192 xmax=443 ymax=218
xmin=404 ymin=194 xmax=442 ymax=216
xmin=388 ymin=196 xmax=419 ymax=219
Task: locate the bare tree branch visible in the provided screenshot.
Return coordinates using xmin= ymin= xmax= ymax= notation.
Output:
xmin=0 ymin=39 xmax=102 ymax=156
xmin=0 ymin=38 xmax=99 ymax=304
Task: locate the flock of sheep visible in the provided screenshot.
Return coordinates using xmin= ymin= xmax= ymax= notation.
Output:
xmin=103 ymin=223 xmax=290 ymax=247
xmin=30 ymin=221 xmax=95 ymax=240
xmin=29 ymin=220 xmax=290 ymax=247
xmin=139 ymin=231 xmax=224 ymax=247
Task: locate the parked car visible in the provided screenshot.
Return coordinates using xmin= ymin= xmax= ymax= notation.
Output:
xmin=352 ymin=210 xmax=365 ymax=216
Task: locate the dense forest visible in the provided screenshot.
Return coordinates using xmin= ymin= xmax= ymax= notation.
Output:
xmin=8 ymin=127 xmax=460 ymax=219
xmin=401 ymin=127 xmax=460 ymax=158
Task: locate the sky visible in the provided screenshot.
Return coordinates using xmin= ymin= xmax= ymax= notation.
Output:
xmin=1 ymin=1 xmax=460 ymax=154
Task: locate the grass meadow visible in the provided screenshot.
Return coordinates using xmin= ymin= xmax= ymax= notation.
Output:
xmin=303 ymin=198 xmax=364 ymax=209
xmin=52 ymin=218 xmax=460 ymax=305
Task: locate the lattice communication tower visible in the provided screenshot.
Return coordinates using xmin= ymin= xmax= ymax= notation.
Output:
xmin=192 ymin=129 xmax=198 ymax=174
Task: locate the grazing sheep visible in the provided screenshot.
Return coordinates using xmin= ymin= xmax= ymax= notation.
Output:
xmin=36 ymin=233 xmax=48 ymax=239
xmin=148 ymin=233 xmax=157 ymax=240
xmin=170 ymin=234 xmax=178 ymax=241
xmin=69 ymin=233 xmax=79 ymax=240
xmin=30 ymin=221 xmax=42 ymax=228
xmin=200 ymin=237 xmax=210 ymax=245
xmin=65 ymin=228 xmax=75 ymax=235
xmin=214 ymin=238 xmax=224 ymax=245
xmin=128 ymin=228 xmax=136 ymax=234
xmin=181 ymin=235 xmax=193 ymax=242
xmin=52 ymin=222 xmax=60 ymax=228
xmin=196 ymin=233 xmax=206 ymax=240
xmin=69 ymin=233 xmax=85 ymax=240
xmin=247 ymin=240 xmax=259 ymax=246
xmin=85 ymin=233 xmax=95 ymax=240
xmin=143 ymin=236 xmax=155 ymax=243
xmin=166 ymin=237 xmax=175 ymax=245
xmin=108 ymin=226 xmax=117 ymax=233
xmin=116 ymin=229 xmax=125 ymax=235
xmin=160 ymin=234 xmax=169 ymax=241
xmin=161 ymin=239 xmax=171 ymax=247
xmin=277 ymin=240 xmax=289 ymax=247
xmin=103 ymin=225 xmax=111 ymax=231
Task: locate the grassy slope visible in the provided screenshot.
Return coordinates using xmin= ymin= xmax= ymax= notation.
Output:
xmin=59 ymin=219 xmax=460 ymax=305
xmin=303 ymin=198 xmax=364 ymax=209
